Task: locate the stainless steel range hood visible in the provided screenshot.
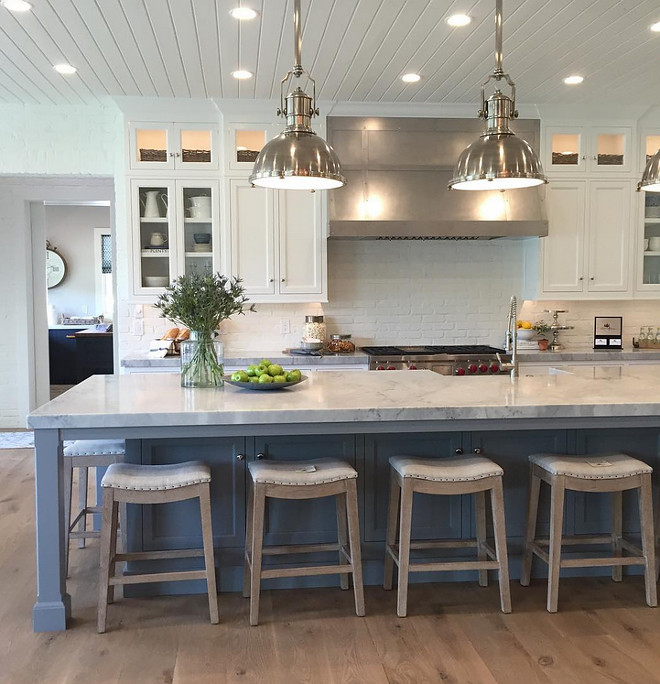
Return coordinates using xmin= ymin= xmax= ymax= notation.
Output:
xmin=327 ymin=117 xmax=547 ymax=240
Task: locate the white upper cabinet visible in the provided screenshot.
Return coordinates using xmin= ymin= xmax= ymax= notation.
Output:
xmin=128 ymin=122 xmax=219 ymax=171
xmin=225 ymin=123 xmax=273 ymax=172
xmin=228 ymin=178 xmax=326 ymax=303
xmin=639 ymin=129 xmax=660 ymax=173
xmin=543 ymin=125 xmax=633 ymax=175
xmin=541 ymin=180 xmax=633 ymax=298
xmin=542 ymin=181 xmax=586 ymax=293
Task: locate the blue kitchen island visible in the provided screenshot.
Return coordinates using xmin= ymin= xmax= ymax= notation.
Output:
xmin=28 ymin=367 xmax=660 ymax=631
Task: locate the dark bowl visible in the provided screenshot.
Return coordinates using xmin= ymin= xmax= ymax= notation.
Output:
xmin=193 ymin=233 xmax=211 ymax=244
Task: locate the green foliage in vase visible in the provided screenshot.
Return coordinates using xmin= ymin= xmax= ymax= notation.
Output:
xmin=154 ymin=272 xmax=254 ymax=334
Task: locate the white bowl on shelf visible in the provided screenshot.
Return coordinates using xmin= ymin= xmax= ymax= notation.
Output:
xmin=144 ymin=276 xmax=169 ymax=287
xmin=516 ymin=329 xmax=536 ymax=340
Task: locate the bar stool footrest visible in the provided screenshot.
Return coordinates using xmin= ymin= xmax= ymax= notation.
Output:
xmin=114 ymin=549 xmax=204 ymax=563
xmin=261 ymin=564 xmax=354 ymax=580
xmin=110 ymin=569 xmax=207 ymax=586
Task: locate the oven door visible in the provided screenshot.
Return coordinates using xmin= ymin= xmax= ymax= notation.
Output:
xmin=428 ymin=363 xmax=453 ymax=375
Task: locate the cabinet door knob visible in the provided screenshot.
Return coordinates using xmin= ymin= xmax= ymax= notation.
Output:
xmin=236 ymin=453 xmax=245 ymax=461
xmin=168 ymin=152 xmax=175 ymax=158
xmin=579 ymin=276 xmax=584 ymax=281
xmin=592 ymin=155 xmax=597 ymax=161
xmin=473 ymin=447 xmax=482 ymax=455
xmin=455 ymin=448 xmax=463 ymax=455
xmin=581 ymin=155 xmax=586 ymax=160
xmin=269 ymin=278 xmax=274 ymax=283
xmin=590 ymin=276 xmax=595 ymax=280
xmin=281 ymin=277 xmax=286 ymax=282
xmin=256 ymin=453 xmax=265 ymax=460
xmin=175 ymin=152 xmax=181 ymax=158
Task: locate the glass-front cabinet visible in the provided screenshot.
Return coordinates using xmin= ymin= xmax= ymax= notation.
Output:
xmin=640 ymin=130 xmax=660 ymax=173
xmin=128 ymin=122 xmax=219 ymax=171
xmin=226 ymin=123 xmax=273 ymax=171
xmin=544 ymin=125 xmax=632 ymax=175
xmin=639 ymin=191 xmax=660 ymax=289
xmin=131 ymin=179 xmax=221 ymax=296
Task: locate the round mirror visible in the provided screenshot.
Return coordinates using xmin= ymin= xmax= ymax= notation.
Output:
xmin=46 ymin=246 xmax=67 ymax=289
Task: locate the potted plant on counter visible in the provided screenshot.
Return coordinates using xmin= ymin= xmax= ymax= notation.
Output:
xmin=533 ymin=320 xmax=551 ymax=351
xmin=155 ymin=273 xmax=253 ymax=388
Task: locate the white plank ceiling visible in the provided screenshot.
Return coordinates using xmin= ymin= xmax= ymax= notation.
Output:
xmin=0 ymin=0 xmax=659 ymax=106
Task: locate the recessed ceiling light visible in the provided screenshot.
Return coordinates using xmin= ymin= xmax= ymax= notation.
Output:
xmin=446 ymin=13 xmax=471 ymax=27
xmin=401 ymin=73 xmax=421 ymax=83
xmin=563 ymin=75 xmax=584 ymax=85
xmin=650 ymin=21 xmax=660 ymax=32
xmin=229 ymin=7 xmax=258 ymax=20
xmin=53 ymin=63 xmax=77 ymax=75
xmin=1 ymin=0 xmax=31 ymax=11
xmin=231 ymin=69 xmax=253 ymax=80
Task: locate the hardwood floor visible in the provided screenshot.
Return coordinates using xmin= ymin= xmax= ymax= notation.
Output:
xmin=2 ymin=448 xmax=659 ymax=684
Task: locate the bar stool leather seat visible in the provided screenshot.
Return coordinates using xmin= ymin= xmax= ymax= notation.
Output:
xmin=248 ymin=458 xmax=358 ymax=486
xmin=529 ymin=453 xmax=652 ymax=479
xmin=102 ymin=461 xmax=211 ymax=491
xmin=390 ymin=455 xmax=503 ymax=482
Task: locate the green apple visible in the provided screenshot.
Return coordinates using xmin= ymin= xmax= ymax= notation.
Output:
xmin=286 ymin=369 xmax=302 ymax=382
xmin=258 ymin=373 xmax=273 ymax=383
xmin=249 ymin=376 xmax=260 ymax=383
xmin=246 ymin=365 xmax=257 ymax=377
xmin=231 ymin=371 xmax=249 ymax=383
xmin=273 ymin=374 xmax=287 ymax=383
xmin=257 ymin=363 xmax=269 ymax=375
xmin=260 ymin=358 xmax=272 ymax=367
xmin=267 ymin=364 xmax=284 ymax=377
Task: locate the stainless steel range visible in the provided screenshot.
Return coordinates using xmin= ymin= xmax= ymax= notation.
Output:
xmin=361 ymin=345 xmax=511 ymax=376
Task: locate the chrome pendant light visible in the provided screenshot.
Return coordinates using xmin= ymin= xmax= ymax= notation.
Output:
xmin=249 ymin=0 xmax=345 ymax=191
xmin=449 ymin=0 xmax=547 ymax=191
xmin=638 ymin=150 xmax=660 ymax=192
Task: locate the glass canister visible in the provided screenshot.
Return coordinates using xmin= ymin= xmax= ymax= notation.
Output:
xmin=302 ymin=315 xmax=326 ymax=343
xmin=327 ymin=334 xmax=356 ymax=353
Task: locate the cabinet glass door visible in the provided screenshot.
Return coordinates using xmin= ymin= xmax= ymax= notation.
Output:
xmin=589 ymin=127 xmax=631 ymax=173
xmin=136 ymin=184 xmax=174 ymax=291
xmin=129 ymin=124 xmax=174 ymax=170
xmin=545 ymin=127 xmax=585 ymax=173
xmin=176 ymin=125 xmax=218 ymax=170
xmin=642 ymin=133 xmax=660 ymax=172
xmin=180 ymin=183 xmax=217 ymax=278
xmin=228 ymin=124 xmax=268 ymax=170
xmin=642 ymin=192 xmax=660 ymax=286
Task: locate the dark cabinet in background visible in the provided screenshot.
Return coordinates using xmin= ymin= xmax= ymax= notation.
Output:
xmin=48 ymin=328 xmax=85 ymax=384
xmin=48 ymin=328 xmax=114 ymax=385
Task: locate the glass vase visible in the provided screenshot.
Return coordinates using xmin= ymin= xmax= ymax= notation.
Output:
xmin=180 ymin=331 xmax=224 ymax=388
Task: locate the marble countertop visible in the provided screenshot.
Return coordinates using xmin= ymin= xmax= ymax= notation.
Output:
xmin=27 ymin=365 xmax=660 ymax=429
xmin=517 ymin=348 xmax=660 ymax=362
xmin=120 ymin=351 xmax=369 ymax=367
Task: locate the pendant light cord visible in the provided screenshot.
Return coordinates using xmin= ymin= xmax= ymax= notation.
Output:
xmin=293 ymin=0 xmax=303 ymax=75
xmin=494 ymin=0 xmax=503 ymax=75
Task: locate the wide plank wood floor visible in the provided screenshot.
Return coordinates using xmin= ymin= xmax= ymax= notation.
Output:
xmin=1 ymin=447 xmax=659 ymax=684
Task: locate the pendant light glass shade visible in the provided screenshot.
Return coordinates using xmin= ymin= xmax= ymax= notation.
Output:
xmin=638 ymin=150 xmax=660 ymax=192
xmin=250 ymin=0 xmax=345 ymax=191
xmin=449 ymin=0 xmax=546 ymax=191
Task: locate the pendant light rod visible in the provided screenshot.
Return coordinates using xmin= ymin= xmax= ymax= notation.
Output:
xmin=293 ymin=0 xmax=302 ymax=73
xmin=494 ymin=0 xmax=503 ymax=73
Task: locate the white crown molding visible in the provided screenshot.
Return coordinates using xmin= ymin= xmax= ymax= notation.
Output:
xmin=112 ymin=96 xmax=220 ymax=122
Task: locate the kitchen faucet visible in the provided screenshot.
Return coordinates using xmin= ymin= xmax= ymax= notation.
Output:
xmin=497 ymin=295 xmax=518 ymax=378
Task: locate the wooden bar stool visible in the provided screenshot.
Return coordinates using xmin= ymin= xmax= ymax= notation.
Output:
xmin=520 ymin=453 xmax=657 ymax=613
xmin=384 ymin=455 xmax=511 ymax=618
xmin=97 ymin=460 xmax=218 ymax=633
xmin=244 ymin=458 xmax=365 ymax=626
xmin=63 ymin=439 xmax=125 ymax=575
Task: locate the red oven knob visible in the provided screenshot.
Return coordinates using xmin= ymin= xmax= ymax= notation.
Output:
xmin=409 ymin=365 xmax=417 ymax=370
xmin=468 ymin=364 xmax=478 ymax=374
xmin=376 ymin=365 xmax=385 ymax=371
xmin=456 ymin=367 xmax=466 ymax=376
xmin=479 ymin=364 xmax=488 ymax=373
xmin=490 ymin=363 xmax=499 ymax=373
xmin=387 ymin=366 xmax=396 ymax=371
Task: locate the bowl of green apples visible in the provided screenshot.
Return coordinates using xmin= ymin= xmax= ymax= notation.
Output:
xmin=225 ymin=359 xmax=307 ymax=390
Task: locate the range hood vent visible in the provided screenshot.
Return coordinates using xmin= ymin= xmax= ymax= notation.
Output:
xmin=327 ymin=117 xmax=547 ymax=240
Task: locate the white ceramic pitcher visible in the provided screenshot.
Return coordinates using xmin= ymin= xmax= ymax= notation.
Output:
xmin=141 ymin=190 xmax=169 ymax=218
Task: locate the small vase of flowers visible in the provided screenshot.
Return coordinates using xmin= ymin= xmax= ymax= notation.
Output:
xmin=155 ymin=273 xmax=253 ymax=388
xmin=533 ymin=320 xmax=551 ymax=351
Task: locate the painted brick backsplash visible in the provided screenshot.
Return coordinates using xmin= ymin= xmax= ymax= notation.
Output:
xmin=118 ymin=239 xmax=528 ymax=356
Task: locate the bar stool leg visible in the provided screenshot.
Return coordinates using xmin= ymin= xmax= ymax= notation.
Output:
xmin=655 ymin=488 xmax=660 ymax=583
xmin=396 ymin=480 xmax=414 ymax=618
xmin=63 ymin=458 xmax=74 ymax=578
xmin=97 ymin=489 xmax=115 ymax=634
xmin=107 ymin=499 xmax=119 ymax=605
xmin=612 ymin=490 xmax=623 ymax=582
xmin=249 ymin=484 xmax=266 ymax=626
xmin=520 ymin=469 xmax=541 ymax=587
xmin=475 ymin=490 xmax=488 ymax=587
xmin=383 ymin=472 xmax=400 ymax=591
xmin=490 ymin=478 xmax=512 ymax=614
xmin=345 ymin=479 xmax=365 ymax=617
xmin=336 ymin=491 xmax=350 ymax=590
xmin=199 ymin=485 xmax=219 ymax=624
xmin=547 ymin=476 xmax=565 ymax=613
xmin=77 ymin=466 xmax=89 ymax=549
xmin=638 ymin=474 xmax=658 ymax=607
xmin=243 ymin=480 xmax=254 ymax=599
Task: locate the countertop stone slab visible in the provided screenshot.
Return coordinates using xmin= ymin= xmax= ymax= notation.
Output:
xmin=517 ymin=348 xmax=660 ymax=362
xmin=28 ymin=366 xmax=660 ymax=429
xmin=120 ymin=351 xmax=369 ymax=368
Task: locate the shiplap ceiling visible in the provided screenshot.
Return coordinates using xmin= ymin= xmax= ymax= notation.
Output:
xmin=1 ymin=0 xmax=660 ymax=106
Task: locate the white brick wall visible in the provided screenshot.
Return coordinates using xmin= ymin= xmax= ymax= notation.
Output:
xmin=119 ymin=239 xmax=528 ymax=355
